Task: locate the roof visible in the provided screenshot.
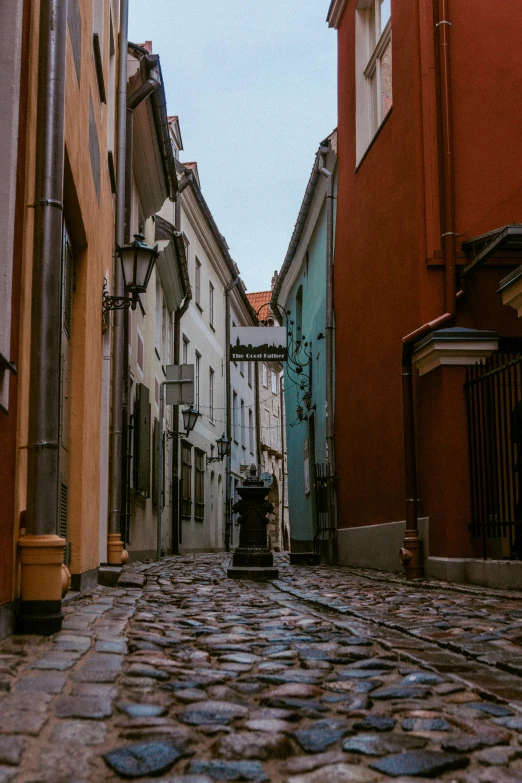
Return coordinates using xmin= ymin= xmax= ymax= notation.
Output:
xmin=271 ymin=130 xmax=337 ymax=318
xmin=247 ymin=291 xmax=272 ymax=322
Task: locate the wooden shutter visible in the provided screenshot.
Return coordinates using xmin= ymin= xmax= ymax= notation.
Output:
xmin=195 ymin=449 xmax=205 ymax=520
xmin=152 ymin=417 xmax=160 ymax=506
xmin=181 ymin=442 xmax=192 ymax=517
xmin=134 ymin=383 xmax=151 ymax=495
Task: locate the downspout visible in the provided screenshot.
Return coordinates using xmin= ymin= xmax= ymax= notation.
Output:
xmin=19 ymin=0 xmax=68 ymax=634
xmin=255 ymin=365 xmax=261 ymax=471
xmin=318 ymin=148 xmax=337 ymax=564
xmin=400 ymin=0 xmax=457 ymax=579
xmin=224 ymin=275 xmax=240 ymax=552
xmin=172 ymin=284 xmax=192 ymax=554
xmin=279 ymin=374 xmax=286 ymax=550
xmin=106 ymin=0 xmax=129 ymax=567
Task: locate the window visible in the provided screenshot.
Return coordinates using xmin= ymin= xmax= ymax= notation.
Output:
xmin=240 ymin=399 xmax=245 ymax=449
xmin=356 ymin=0 xmax=392 ymax=163
xmin=262 ymin=363 xmax=268 ymax=388
xmin=273 ymin=413 xmax=279 ymax=452
xmin=271 ymin=371 xmax=278 ymax=395
xmin=233 ymin=391 xmax=239 ymax=443
xmin=183 ymin=233 xmax=190 ymax=275
xmin=182 ymin=335 xmax=189 ymax=365
xmin=155 ymin=278 xmax=161 ymax=356
xmin=209 ymin=281 xmax=214 ymax=328
xmin=195 ymin=257 xmax=201 ymax=308
xmin=137 ymin=327 xmax=144 ymax=374
xmin=155 ymin=375 xmax=159 ymax=406
xmin=195 ymin=449 xmax=205 ymax=520
xmin=295 ymin=286 xmax=303 ymax=339
xmin=195 ymin=352 xmax=201 ymax=409
xmin=247 ymin=361 xmax=253 ymax=387
xmin=249 ymin=409 xmax=254 ymax=455
xmin=209 ymin=367 xmax=214 ymax=422
xmin=181 ymin=442 xmax=192 ymax=517
xmin=240 ymin=361 xmax=244 ymax=377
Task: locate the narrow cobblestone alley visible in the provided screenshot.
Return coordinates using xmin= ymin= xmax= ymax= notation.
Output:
xmin=3 ymin=556 xmax=522 ymax=783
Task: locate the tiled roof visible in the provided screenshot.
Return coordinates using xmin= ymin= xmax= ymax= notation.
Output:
xmin=247 ymin=291 xmax=272 ymax=322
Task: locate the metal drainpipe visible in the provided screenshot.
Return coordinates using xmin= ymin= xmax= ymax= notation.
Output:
xmin=319 ymin=154 xmax=337 ymax=565
xmin=400 ymin=0 xmax=457 ymax=579
xmin=171 ymin=294 xmax=191 ymax=554
xmin=19 ymin=0 xmax=68 ymax=635
xmin=224 ymin=275 xmax=240 ymax=552
xmin=107 ymin=0 xmax=129 ymax=566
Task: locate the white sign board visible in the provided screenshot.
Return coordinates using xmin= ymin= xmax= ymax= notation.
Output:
xmin=166 ymin=364 xmax=194 ymax=406
xmin=230 ymin=326 xmax=287 ymax=362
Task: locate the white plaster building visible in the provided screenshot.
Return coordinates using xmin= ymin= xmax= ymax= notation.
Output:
xmin=229 ymin=284 xmax=258 ymax=550
xmin=246 ymin=290 xmax=289 ymax=551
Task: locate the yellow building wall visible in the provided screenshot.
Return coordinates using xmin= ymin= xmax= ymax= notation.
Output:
xmin=16 ymin=0 xmax=118 ymax=583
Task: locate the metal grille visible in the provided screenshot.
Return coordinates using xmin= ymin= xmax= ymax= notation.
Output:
xmin=313 ymin=463 xmax=337 ymax=560
xmin=466 ymin=347 xmax=522 ymax=559
xmin=59 ymin=482 xmax=71 ymax=565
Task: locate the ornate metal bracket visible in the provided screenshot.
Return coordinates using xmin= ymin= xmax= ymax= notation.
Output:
xmin=102 ymin=278 xmax=131 ymax=333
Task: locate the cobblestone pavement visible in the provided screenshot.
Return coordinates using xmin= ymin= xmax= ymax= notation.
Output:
xmin=3 ymin=556 xmax=522 ymax=782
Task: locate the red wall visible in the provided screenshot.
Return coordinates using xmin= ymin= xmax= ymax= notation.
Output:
xmin=334 ymin=0 xmax=522 ymax=552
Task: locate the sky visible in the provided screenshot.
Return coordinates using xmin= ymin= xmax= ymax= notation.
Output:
xmin=128 ymin=0 xmax=337 ymax=294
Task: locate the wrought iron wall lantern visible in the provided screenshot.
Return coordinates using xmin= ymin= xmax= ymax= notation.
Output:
xmin=167 ymin=404 xmax=201 ymax=439
xmin=207 ymin=433 xmax=230 ymax=463
xmin=102 ymin=233 xmax=159 ymax=323
xmin=302 ymin=389 xmax=315 ymax=411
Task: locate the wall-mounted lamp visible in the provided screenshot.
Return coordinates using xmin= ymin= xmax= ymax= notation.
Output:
xmin=302 ymin=389 xmax=315 ymax=411
xmin=167 ymin=404 xmax=201 ymax=439
xmin=103 ymin=233 xmax=159 ymax=321
xmin=207 ymin=433 xmax=230 ymax=463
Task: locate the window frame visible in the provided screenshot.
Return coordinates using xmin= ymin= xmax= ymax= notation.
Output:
xmin=356 ymin=0 xmax=392 ymax=164
xmin=195 ymin=257 xmax=202 ymax=310
xmin=209 ymin=280 xmax=214 ymax=329
xmin=209 ymin=366 xmax=214 ymax=423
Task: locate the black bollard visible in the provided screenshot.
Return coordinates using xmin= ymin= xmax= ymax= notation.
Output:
xmin=227 ymin=465 xmax=279 ymax=581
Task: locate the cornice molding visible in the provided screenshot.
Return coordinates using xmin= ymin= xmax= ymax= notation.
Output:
xmin=327 ymin=0 xmax=348 ymax=28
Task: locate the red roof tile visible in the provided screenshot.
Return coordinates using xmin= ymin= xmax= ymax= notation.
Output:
xmin=247 ymin=291 xmax=272 ymax=322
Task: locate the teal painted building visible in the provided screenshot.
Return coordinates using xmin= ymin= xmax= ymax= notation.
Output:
xmin=272 ymin=132 xmax=337 ymax=561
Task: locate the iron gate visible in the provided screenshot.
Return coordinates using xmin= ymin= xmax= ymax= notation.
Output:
xmin=466 ymin=346 xmax=522 ymax=559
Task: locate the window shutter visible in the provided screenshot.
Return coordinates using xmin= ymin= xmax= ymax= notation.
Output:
xmin=152 ymin=417 xmax=160 ymax=506
xmin=134 ymin=383 xmax=151 ymax=495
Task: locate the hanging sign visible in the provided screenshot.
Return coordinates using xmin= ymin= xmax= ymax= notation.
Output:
xmin=230 ymin=326 xmax=287 ymax=362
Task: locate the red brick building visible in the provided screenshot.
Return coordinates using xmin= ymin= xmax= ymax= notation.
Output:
xmin=328 ymin=0 xmax=522 ymax=585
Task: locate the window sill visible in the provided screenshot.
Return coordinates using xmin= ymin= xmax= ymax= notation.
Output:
xmin=355 ymin=107 xmax=393 ymax=173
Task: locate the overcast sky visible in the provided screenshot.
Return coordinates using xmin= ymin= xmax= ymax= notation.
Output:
xmin=128 ymin=1 xmax=337 ymax=293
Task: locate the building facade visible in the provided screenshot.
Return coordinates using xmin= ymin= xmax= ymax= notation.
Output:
xmin=328 ymin=0 xmax=522 ymax=585
xmin=247 ymin=290 xmax=289 ymax=552
xmin=272 ymin=133 xmax=337 ymax=561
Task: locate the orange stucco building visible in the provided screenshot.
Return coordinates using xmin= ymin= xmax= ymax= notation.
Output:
xmin=1 ymin=0 xmax=121 ymax=636
xmin=328 ymin=0 xmax=522 ymax=585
